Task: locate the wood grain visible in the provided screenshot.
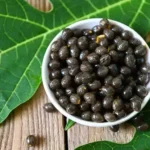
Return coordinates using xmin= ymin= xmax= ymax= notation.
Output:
xmin=27 ymin=0 xmax=51 ymax=12
xmin=67 ymin=123 xmax=134 ymax=150
xmin=0 ymin=85 xmax=65 ymax=150
xmin=0 ymin=0 xmax=135 ymax=150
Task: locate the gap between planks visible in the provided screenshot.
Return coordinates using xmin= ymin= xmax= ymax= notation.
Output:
xmin=0 ymin=85 xmax=66 ymax=150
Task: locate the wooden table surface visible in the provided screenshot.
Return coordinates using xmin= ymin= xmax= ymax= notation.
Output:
xmin=0 ymin=1 xmax=135 ymax=150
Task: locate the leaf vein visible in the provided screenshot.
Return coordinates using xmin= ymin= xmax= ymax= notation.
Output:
xmin=3 ymin=18 xmax=18 ymax=44
xmin=0 ymin=67 xmax=20 ymax=79
xmin=86 ymin=0 xmax=98 ymax=10
xmin=14 ymin=91 xmax=21 ymax=102
xmin=145 ymin=0 xmax=150 ymax=5
xmin=18 ymin=30 xmax=27 ymax=40
xmin=0 ymin=36 xmax=46 ymax=115
xmin=1 ymin=90 xmax=12 ymax=93
xmin=59 ymin=0 xmax=77 ymax=19
xmin=120 ymin=5 xmax=126 ymax=15
xmin=132 ymin=145 xmax=136 ymax=150
xmin=1 ymin=32 xmax=46 ymax=55
xmin=24 ymin=75 xmax=33 ymax=92
xmin=106 ymin=0 xmax=109 ymax=6
xmin=140 ymin=11 xmax=150 ymax=24
xmin=1 ymin=0 xmax=130 ymax=57
xmin=4 ymin=31 xmax=17 ymax=44
xmin=0 ymin=78 xmax=16 ymax=86
xmin=5 ymin=1 xmax=8 ymax=14
xmin=35 ymin=56 xmax=42 ymax=65
xmin=78 ymin=0 xmax=130 ymax=20
xmin=129 ymin=0 xmax=145 ymax=27
xmin=16 ymin=0 xmax=28 ymax=19
xmin=1 ymin=21 xmax=70 ymax=56
xmin=0 ymin=14 xmax=49 ymax=31
xmin=16 ymin=47 xmax=18 ymax=60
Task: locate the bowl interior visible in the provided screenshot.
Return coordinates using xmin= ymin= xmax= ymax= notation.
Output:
xmin=42 ymin=18 xmax=150 ymax=127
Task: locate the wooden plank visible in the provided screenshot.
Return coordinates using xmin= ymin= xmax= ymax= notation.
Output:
xmin=27 ymin=0 xmax=50 ymax=12
xmin=0 ymin=85 xmax=65 ymax=150
xmin=68 ymin=123 xmax=134 ymax=150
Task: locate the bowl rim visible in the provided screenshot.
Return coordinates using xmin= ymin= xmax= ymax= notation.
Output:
xmin=42 ymin=18 xmax=150 ymax=127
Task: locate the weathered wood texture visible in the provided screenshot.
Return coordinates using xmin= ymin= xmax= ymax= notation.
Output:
xmin=0 ymin=1 xmax=134 ymax=150
xmin=67 ymin=123 xmax=134 ymax=150
xmin=0 ymin=85 xmax=65 ymax=150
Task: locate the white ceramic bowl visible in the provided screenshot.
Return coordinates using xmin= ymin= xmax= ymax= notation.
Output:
xmin=42 ymin=18 xmax=150 ymax=127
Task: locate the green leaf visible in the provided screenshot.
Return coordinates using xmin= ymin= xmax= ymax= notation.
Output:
xmin=65 ymin=119 xmax=76 ymax=130
xmin=0 ymin=0 xmax=150 ymax=123
xmin=75 ymin=102 xmax=150 ymax=150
